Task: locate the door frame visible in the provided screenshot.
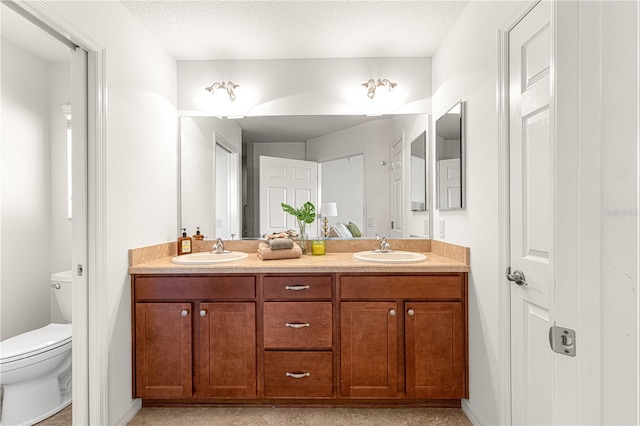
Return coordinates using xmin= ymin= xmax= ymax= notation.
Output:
xmin=11 ymin=1 xmax=109 ymax=424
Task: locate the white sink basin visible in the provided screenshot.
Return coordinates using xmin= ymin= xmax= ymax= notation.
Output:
xmin=352 ymin=250 xmax=427 ymax=264
xmin=171 ymin=251 xmax=249 ymax=265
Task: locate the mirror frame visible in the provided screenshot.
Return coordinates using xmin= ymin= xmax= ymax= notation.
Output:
xmin=435 ymin=101 xmax=465 ymax=211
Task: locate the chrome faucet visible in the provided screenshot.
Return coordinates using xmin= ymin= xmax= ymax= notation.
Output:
xmin=212 ymin=238 xmax=225 ymax=254
xmin=378 ymin=236 xmax=392 ymax=253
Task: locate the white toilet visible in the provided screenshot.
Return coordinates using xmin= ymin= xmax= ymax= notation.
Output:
xmin=0 ymin=271 xmax=73 ymax=425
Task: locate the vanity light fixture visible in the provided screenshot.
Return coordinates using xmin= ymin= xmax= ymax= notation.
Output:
xmin=205 ymin=81 xmax=240 ymax=101
xmin=362 ymin=78 xmax=397 ymax=99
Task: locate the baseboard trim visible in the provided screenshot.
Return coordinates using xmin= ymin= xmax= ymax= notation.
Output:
xmin=114 ymin=398 xmax=142 ymax=426
xmin=462 ymin=399 xmax=486 ymax=425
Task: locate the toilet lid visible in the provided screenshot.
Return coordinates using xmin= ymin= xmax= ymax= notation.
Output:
xmin=0 ymin=323 xmax=72 ymax=363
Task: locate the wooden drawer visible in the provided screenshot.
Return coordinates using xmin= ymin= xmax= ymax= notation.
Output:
xmin=134 ymin=275 xmax=255 ymax=300
xmin=264 ymin=302 xmax=332 ymax=349
xmin=263 ymin=275 xmax=332 ymax=299
xmin=340 ymin=274 xmax=464 ymax=300
xmin=264 ymin=351 xmax=333 ymax=398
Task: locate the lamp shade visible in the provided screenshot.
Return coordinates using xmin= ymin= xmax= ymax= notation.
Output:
xmin=320 ymin=202 xmax=338 ymax=217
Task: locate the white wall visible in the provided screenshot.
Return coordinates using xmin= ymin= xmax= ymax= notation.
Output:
xmin=319 ymin=155 xmax=364 ymax=233
xmin=431 ymin=1 xmax=519 ymax=424
xmin=1 ymin=38 xmax=52 ymax=339
xmin=180 ymin=116 xmax=242 ymax=238
xmin=177 ymin=58 xmax=431 ymax=117
xmin=598 ymin=1 xmax=638 ymax=422
xmin=49 ymin=62 xmax=72 ymax=323
xmin=45 ymin=2 xmax=178 ymax=423
xmin=307 ymin=119 xmax=392 ymax=237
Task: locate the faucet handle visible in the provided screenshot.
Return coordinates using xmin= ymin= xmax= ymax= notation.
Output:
xmin=212 ymin=237 xmax=226 ymax=253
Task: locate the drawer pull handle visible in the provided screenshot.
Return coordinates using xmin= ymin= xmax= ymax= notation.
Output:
xmin=199 ymin=310 xmax=207 ymax=317
xmin=285 ymin=372 xmax=311 ymax=379
xmin=180 ymin=310 xmax=189 ymax=317
xmin=285 ymin=322 xmax=310 ymax=329
xmin=389 ymin=309 xmax=396 ymax=317
xmin=285 ymin=285 xmax=310 ymax=291
xmin=407 ymin=309 xmax=415 ymax=316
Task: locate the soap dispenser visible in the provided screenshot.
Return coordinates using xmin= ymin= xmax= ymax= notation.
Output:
xmin=178 ymin=228 xmax=192 ymax=255
xmin=193 ymin=227 xmax=204 ymax=241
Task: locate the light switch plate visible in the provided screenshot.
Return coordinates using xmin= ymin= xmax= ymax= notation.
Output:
xmin=367 ymin=217 xmax=374 ymax=227
xmin=439 ymin=220 xmax=445 ymax=238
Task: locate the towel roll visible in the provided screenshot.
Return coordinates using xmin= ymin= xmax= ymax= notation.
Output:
xmin=257 ymin=242 xmax=302 ymax=260
xmin=269 ymin=238 xmax=294 ymax=250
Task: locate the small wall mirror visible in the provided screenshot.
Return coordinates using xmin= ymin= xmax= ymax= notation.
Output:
xmin=410 ymin=131 xmax=427 ymax=211
xmin=435 ymin=101 xmax=465 ymax=210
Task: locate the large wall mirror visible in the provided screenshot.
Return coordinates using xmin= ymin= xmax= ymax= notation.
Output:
xmin=179 ymin=114 xmax=430 ymax=239
xmin=435 ymin=102 xmax=465 ymax=210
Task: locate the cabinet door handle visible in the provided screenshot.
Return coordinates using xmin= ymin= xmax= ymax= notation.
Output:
xmin=407 ymin=309 xmax=415 ymax=316
xmin=389 ymin=309 xmax=396 ymax=317
xmin=180 ymin=309 xmax=189 ymax=317
xmin=199 ymin=309 xmax=207 ymax=317
xmin=285 ymin=322 xmax=310 ymax=328
xmin=285 ymin=285 xmax=310 ymax=291
xmin=285 ymin=372 xmax=311 ymax=379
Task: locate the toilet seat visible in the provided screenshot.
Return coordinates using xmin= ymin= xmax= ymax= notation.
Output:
xmin=1 ymin=323 xmax=72 ymax=364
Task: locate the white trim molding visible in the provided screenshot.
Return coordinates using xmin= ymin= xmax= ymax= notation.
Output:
xmin=9 ymin=1 xmax=109 ymax=424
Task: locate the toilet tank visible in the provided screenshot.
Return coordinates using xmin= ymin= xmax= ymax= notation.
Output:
xmin=51 ymin=270 xmax=72 ymax=322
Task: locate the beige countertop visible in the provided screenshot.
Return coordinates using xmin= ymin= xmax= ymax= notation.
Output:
xmin=128 ymin=251 xmax=469 ymax=274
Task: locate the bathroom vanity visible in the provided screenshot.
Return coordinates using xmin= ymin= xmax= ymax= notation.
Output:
xmin=129 ymin=241 xmax=469 ymax=407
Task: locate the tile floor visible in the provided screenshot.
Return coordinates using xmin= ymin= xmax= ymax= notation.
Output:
xmin=36 ymin=404 xmax=472 ymax=425
xmin=35 ymin=404 xmax=72 ymax=425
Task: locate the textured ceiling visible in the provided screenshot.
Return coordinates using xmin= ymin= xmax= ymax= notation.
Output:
xmin=122 ymin=1 xmax=470 ymax=60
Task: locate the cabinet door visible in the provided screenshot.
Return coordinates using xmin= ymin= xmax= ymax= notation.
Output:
xmin=135 ymin=302 xmax=192 ymax=398
xmin=340 ymin=302 xmax=398 ymax=398
xmin=405 ymin=302 xmax=465 ymax=398
xmin=199 ymin=302 xmax=256 ymax=397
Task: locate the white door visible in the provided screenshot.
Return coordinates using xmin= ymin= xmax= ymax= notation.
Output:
xmin=508 ymin=1 xmax=554 ymax=424
xmin=259 ymin=156 xmax=318 ymax=237
xmin=437 ymin=159 xmax=461 ymax=209
xmin=390 ymin=137 xmax=403 ymax=238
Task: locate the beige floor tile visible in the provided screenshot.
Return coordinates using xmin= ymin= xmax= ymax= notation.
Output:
xmin=128 ymin=406 xmax=471 ymax=426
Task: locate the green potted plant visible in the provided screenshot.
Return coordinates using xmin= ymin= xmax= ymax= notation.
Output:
xmin=281 ymin=201 xmax=315 ymax=254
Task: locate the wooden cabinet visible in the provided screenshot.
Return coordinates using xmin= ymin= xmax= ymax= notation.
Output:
xmin=262 ymin=274 xmax=334 ymax=399
xmin=132 ymin=271 xmax=466 ymax=404
xmin=134 ymin=302 xmax=192 ymax=398
xmin=405 ymin=302 xmax=464 ymax=398
xmin=198 ymin=302 xmax=256 ymax=397
xmin=339 ymin=274 xmax=467 ymax=400
xmin=340 ymin=302 xmax=398 ymax=398
xmin=132 ymin=275 xmax=256 ymax=399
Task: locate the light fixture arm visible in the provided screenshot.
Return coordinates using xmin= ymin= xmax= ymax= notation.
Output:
xmin=361 ymin=78 xmax=397 ymax=99
xmin=204 ymin=81 xmax=240 ymax=101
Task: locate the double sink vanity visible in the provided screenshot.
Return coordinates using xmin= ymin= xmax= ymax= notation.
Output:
xmin=128 ymin=238 xmax=469 ymax=407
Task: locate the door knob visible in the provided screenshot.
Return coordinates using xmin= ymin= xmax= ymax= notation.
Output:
xmin=199 ymin=310 xmax=207 ymax=317
xmin=506 ymin=267 xmax=527 ymax=286
xmin=181 ymin=309 xmax=189 ymax=317
xmin=407 ymin=309 xmax=415 ymax=316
